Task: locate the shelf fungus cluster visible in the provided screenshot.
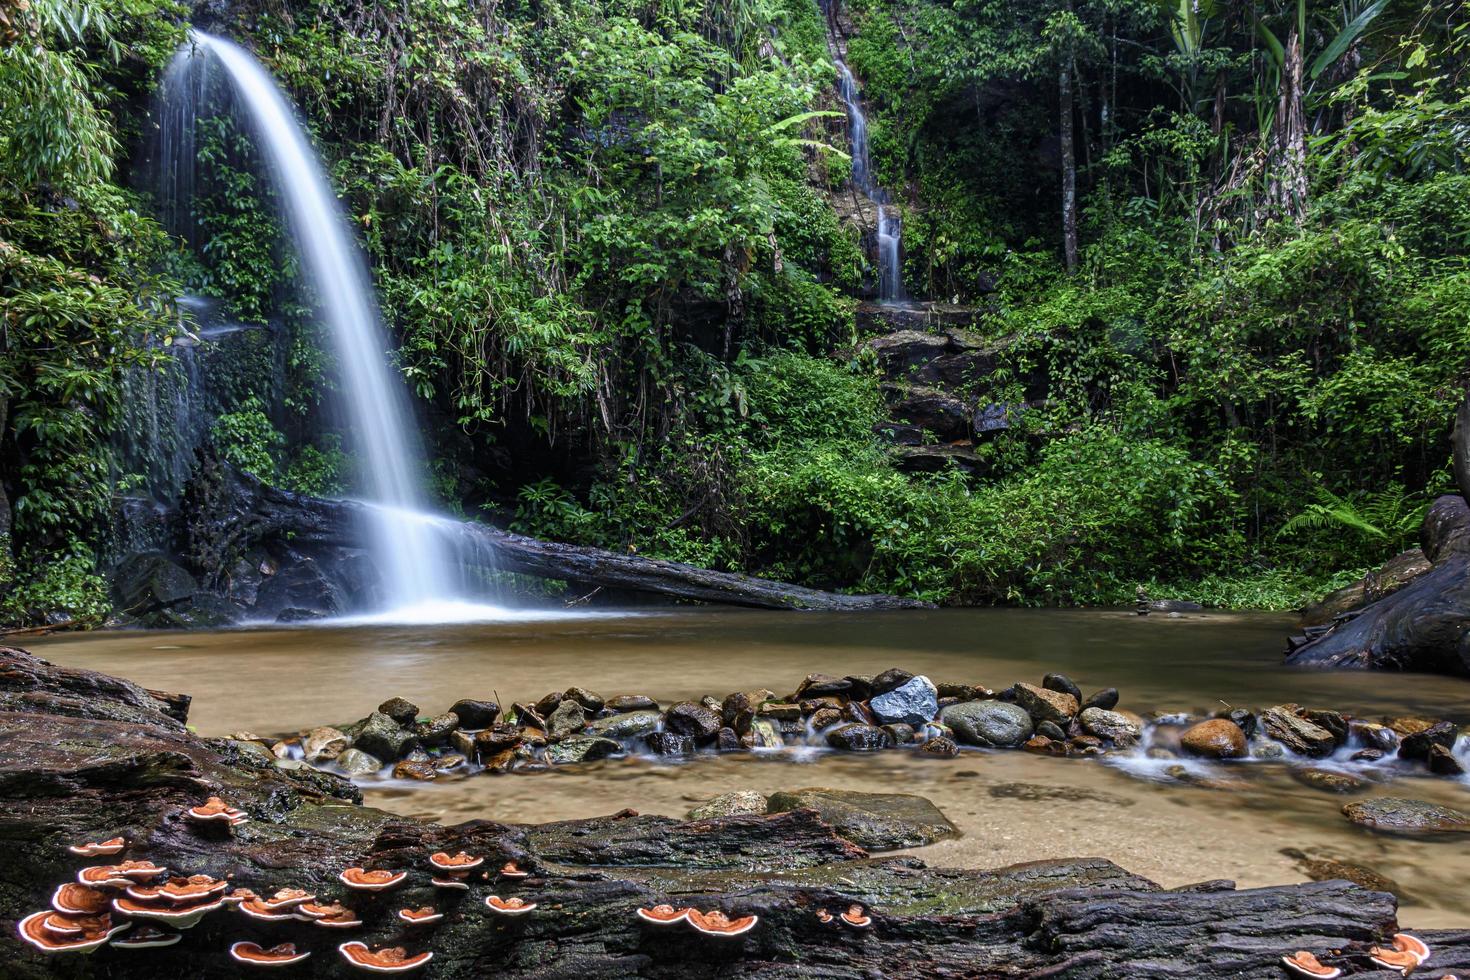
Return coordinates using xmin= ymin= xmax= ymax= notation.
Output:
xmin=636 ymin=904 xmax=759 ymax=938
xmin=815 ymin=904 xmax=871 ymax=929
xmin=1281 ymin=933 xmax=1434 ymax=979
xmin=428 ymin=851 xmax=482 ymax=889
xmin=183 ymin=796 xmax=250 ymax=828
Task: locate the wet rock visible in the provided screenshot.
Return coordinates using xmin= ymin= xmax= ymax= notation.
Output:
xmin=1350 ymin=748 xmax=1385 ymax=763
xmin=1078 ymin=707 xmax=1141 ymax=747
xmin=1386 ymin=716 xmax=1440 ymax=737
xmin=605 ymin=694 xmax=658 ymax=713
xmin=810 ymin=707 xmax=844 ymax=730
xmin=1225 ymin=709 xmax=1257 ymax=738
xmin=794 ymin=674 xmax=856 ymax=699
xmin=336 ymin=747 xmax=382 ymax=775
xmin=800 ymin=696 xmax=843 ymax=714
xmin=414 ymin=711 xmax=460 ymax=745
xmin=534 ymin=691 xmax=566 ymax=717
xmin=941 ymin=700 xmax=1034 ymax=748
xmin=474 ymin=724 xmax=523 ymax=755
xmin=1352 ymin=722 xmax=1400 ymax=753
xmin=766 ymin=787 xmax=958 ymax=850
xmin=716 ymin=727 xmax=741 ymax=752
xmin=1292 ymin=768 xmax=1367 ymax=793
xmin=1037 ymin=720 xmax=1067 ymax=742
xmin=303 ymin=726 xmax=350 ymax=763
xmin=826 ymin=723 xmax=889 ymax=752
xmin=585 ymin=709 xmax=661 ymax=739
xmin=511 ymin=702 xmax=546 ymax=729
xmin=937 ymin=682 xmax=992 ymax=701
xmin=544 ymin=735 xmax=621 ymax=765
xmin=547 ymin=699 xmax=587 ymax=740
xmin=377 ymin=697 xmax=420 ymax=726
xmin=687 ymin=791 xmax=769 ymax=820
xmin=665 ymin=701 xmax=722 ymax=741
xmin=1251 ymin=740 xmax=1286 ymax=760
xmin=449 ymin=698 xmax=499 ymax=729
xmin=1259 ymin=705 xmax=1337 ymax=757
xmin=434 ymin=753 xmax=467 ymax=772
xmin=645 ymin=731 xmax=695 ymax=756
xmin=482 ymin=747 xmax=518 ymax=773
xmin=882 ymin=723 xmax=916 ymax=745
xmin=354 ymin=711 xmax=419 ymax=761
xmin=921 ymin=736 xmax=960 ymax=758
xmin=1399 ymin=721 xmax=1458 ymax=762
xmin=843 ymin=676 xmax=874 ymax=701
xmin=1429 ymin=743 xmax=1467 ymax=776
xmin=1025 ymin=736 xmax=1067 ymax=756
xmin=562 ymin=687 xmax=605 ymax=713
xmin=721 ymin=690 xmax=777 ymax=725
xmin=1342 ymin=797 xmax=1470 ymax=834
xmin=701 ymin=695 xmax=723 ymax=714
xmin=1165 ymin=765 xmax=1249 ymax=792
xmin=757 ymin=702 xmax=802 ymax=721
xmin=1012 ymin=683 xmax=1077 ymax=725
xmin=112 ymin=552 xmax=199 ymax=617
xmin=1080 ymin=688 xmax=1120 ymax=712
xmin=392 ymin=758 xmax=437 ymax=781
xmin=1180 ymin=719 xmax=1248 ymax=760
xmin=1301 ymin=709 xmax=1349 ymax=747
xmin=870 ymin=667 xmax=915 ymax=696
xmin=1281 ymin=848 xmax=1401 ymax=894
xmin=1043 ymin=673 xmax=1082 ymax=702
xmin=869 ymin=675 xmax=939 ymax=727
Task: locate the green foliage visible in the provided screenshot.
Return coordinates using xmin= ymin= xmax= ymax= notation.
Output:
xmin=0 ymin=547 xmax=111 ymax=625
xmin=210 ymin=399 xmax=283 ymax=482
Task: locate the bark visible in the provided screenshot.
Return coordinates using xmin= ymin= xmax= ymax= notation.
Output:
xmin=1455 ymin=390 xmax=1470 ymax=507
xmin=3 ymin=644 xmax=1457 ymax=979
xmin=179 ymin=454 xmax=929 ymax=613
xmin=1060 ymin=58 xmax=1079 ymax=273
xmin=1275 ymin=28 xmax=1309 ymax=223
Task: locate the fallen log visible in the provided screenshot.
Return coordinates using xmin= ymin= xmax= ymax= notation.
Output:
xmin=172 ymin=452 xmax=928 ymax=617
xmin=1 ymin=644 xmax=1459 ymax=979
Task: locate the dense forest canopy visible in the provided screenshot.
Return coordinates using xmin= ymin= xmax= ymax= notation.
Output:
xmin=0 ymin=0 xmax=1467 ymax=624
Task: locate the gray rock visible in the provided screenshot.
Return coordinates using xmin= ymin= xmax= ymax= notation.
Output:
xmin=1343 ymin=797 xmax=1470 ymax=834
xmin=882 ymin=723 xmax=916 ymax=745
xmin=826 ymin=723 xmax=889 ymax=752
xmin=644 ymin=731 xmax=695 ymax=756
xmin=605 ymin=694 xmax=658 ymax=713
xmin=941 ymin=701 xmax=1034 ymax=748
xmin=1037 ymin=720 xmax=1067 ymax=742
xmin=687 ymin=791 xmax=768 ymax=820
xmin=377 ymin=697 xmax=420 ymax=726
xmin=353 ymin=711 xmax=418 ymax=761
xmin=449 ymin=699 xmax=499 ymax=728
xmin=869 ymin=675 xmax=939 ymax=727
xmin=414 ymin=711 xmax=460 ymax=745
xmin=544 ymin=736 xmax=621 ymax=765
xmin=336 ymin=747 xmax=383 ymax=776
xmin=665 ymin=701 xmax=721 ymax=741
xmin=303 ymin=726 xmax=349 ymax=763
xmin=546 ymin=699 xmax=586 ymax=740
xmin=562 ymin=687 xmax=605 ymax=712
xmin=766 ymin=787 xmax=959 ymax=850
xmin=585 ymin=710 xmax=661 ymax=739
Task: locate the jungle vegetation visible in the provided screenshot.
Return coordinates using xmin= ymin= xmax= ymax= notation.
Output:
xmin=0 ymin=0 xmax=1466 ymax=622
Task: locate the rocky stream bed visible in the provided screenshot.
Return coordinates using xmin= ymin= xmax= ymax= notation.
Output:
xmin=4 ymin=645 xmax=1470 ymax=977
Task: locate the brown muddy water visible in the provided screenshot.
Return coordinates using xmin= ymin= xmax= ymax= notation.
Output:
xmin=32 ymin=608 xmax=1470 ymax=928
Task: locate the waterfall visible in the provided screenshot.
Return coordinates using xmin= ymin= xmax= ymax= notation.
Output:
xmin=157 ymin=32 xmax=505 ymax=619
xmin=833 ymin=55 xmax=906 ymax=302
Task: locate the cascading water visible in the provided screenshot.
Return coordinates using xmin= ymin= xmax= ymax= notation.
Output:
xmin=157 ymin=32 xmax=507 ymax=620
xmin=833 ymin=55 xmax=906 ymax=302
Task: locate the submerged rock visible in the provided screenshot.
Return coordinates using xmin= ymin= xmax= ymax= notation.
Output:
xmin=1342 ymin=797 xmax=1470 ymax=834
xmin=544 ymin=735 xmax=621 ymax=765
xmin=766 ymin=787 xmax=958 ymax=849
xmin=1292 ymin=768 xmax=1368 ymax=794
xmin=1180 ymin=719 xmax=1248 ymax=760
xmin=941 ymin=700 xmax=1033 ymax=748
xmin=687 ymin=791 xmax=768 ymax=820
xmin=1281 ymin=848 xmax=1401 ymax=895
xmin=645 ymin=731 xmax=695 ymax=756
xmin=869 ymin=675 xmax=939 ymax=727
xmin=335 ymin=747 xmax=382 ymax=776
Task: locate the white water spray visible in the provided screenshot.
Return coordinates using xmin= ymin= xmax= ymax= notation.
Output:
xmin=160 ymin=32 xmax=504 ymax=617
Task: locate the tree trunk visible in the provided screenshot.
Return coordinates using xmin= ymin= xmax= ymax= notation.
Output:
xmin=1060 ymin=58 xmax=1079 ymax=272
xmin=1456 ymin=390 xmax=1470 ymax=506
xmin=1275 ymin=28 xmax=1308 ymax=222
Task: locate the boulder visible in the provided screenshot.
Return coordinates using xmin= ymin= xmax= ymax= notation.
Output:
xmin=112 ymin=551 xmax=198 ymax=615
xmin=1259 ymin=706 xmax=1337 ymax=757
xmin=665 ymin=701 xmax=722 ymax=741
xmin=1179 ymin=719 xmax=1248 ymax=760
xmin=1012 ymin=683 xmax=1078 ymax=725
xmin=303 ymin=726 xmax=349 ymax=763
xmin=869 ymin=675 xmax=939 ymax=727
xmin=585 ymin=710 xmax=661 ymax=739
xmin=546 ymin=699 xmax=587 ymax=740
xmin=826 ymin=723 xmax=889 ymax=752
xmin=544 ymin=736 xmax=621 ymax=765
xmin=449 ymin=698 xmax=499 ymax=728
xmin=353 ymin=711 xmax=418 ymax=761
xmin=1078 ymin=707 xmax=1141 ymax=747
xmin=766 ymin=787 xmax=958 ymax=850
xmin=940 ymin=701 xmax=1034 ymax=748
xmin=687 ymin=791 xmax=769 ymax=820
xmin=1342 ymin=798 xmax=1470 ymax=834
xmin=644 ymin=732 xmax=695 ymax=756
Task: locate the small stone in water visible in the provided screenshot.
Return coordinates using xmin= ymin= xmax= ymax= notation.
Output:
xmin=433 ymin=753 xmax=467 ymax=773
xmin=449 ymin=699 xmax=500 ymax=729
xmin=1291 ymin=768 xmax=1367 ymax=794
xmin=687 ymin=791 xmax=767 ymax=820
xmin=1080 ymin=688 xmax=1120 ymax=712
xmin=716 ymin=727 xmax=742 ymax=752
xmin=809 ymin=707 xmax=844 ymax=730
xmin=392 ymin=759 xmax=437 ymax=781
xmin=303 ymin=727 xmax=349 ymax=762
xmin=605 ymin=694 xmax=657 ymax=713
xmin=377 ymin=697 xmax=419 ymax=726
xmin=1428 ymin=743 xmax=1466 ymax=776
xmin=1078 ymin=707 xmax=1141 ymax=747
xmin=665 ymin=701 xmax=722 ymax=741
xmin=645 ymin=731 xmax=695 ymax=756
xmin=882 ymin=723 xmax=916 ymax=745
xmin=336 ymin=748 xmax=383 ymax=775
xmin=1179 ymin=719 xmax=1248 ymax=760
xmin=920 ymin=736 xmax=960 ymax=758
xmin=869 ymin=667 xmax=915 ymax=696
xmin=1011 ymin=683 xmax=1078 ymax=725
xmin=562 ymin=687 xmax=606 ymax=713
xmin=1042 ymin=673 xmax=1082 ymax=702
xmin=826 ymin=723 xmax=889 ymax=752
xmin=1036 ymin=720 xmax=1067 ymax=742
xmin=546 ymin=700 xmax=586 ymax=740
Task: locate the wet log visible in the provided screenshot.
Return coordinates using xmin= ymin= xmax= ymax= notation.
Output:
xmin=3 ymin=645 xmax=1460 ymax=979
xmin=178 ymin=453 xmax=928 ymax=612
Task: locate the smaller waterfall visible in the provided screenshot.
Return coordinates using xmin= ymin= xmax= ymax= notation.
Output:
xmin=833 ymin=57 xmax=906 ymax=302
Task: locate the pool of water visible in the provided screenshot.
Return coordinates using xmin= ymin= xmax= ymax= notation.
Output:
xmin=31 ymin=607 xmax=1470 ymax=928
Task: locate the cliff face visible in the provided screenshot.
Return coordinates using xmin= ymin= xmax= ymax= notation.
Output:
xmin=3 ymin=644 xmax=1463 ymax=978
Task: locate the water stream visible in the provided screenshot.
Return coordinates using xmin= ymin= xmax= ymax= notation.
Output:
xmin=833 ymin=50 xmax=905 ymax=302
xmin=157 ymin=34 xmax=508 ymax=619
xmin=34 ymin=609 xmax=1470 ymax=928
